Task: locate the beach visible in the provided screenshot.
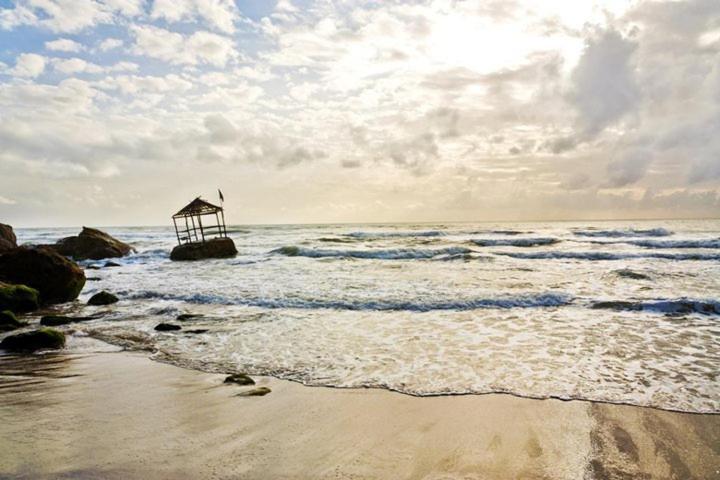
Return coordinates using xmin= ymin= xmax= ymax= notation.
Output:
xmin=1 ymin=340 xmax=718 ymax=480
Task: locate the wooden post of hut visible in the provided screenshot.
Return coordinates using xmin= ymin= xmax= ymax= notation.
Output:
xmin=170 ymin=197 xmax=238 ymax=261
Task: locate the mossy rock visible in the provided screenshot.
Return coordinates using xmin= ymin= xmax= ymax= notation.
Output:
xmin=0 ymin=327 xmax=65 ymax=352
xmin=235 ymin=386 xmax=271 ymax=397
xmin=87 ymin=291 xmax=118 ymax=306
xmin=0 ymin=283 xmax=40 ymax=313
xmin=0 ymin=310 xmax=27 ymax=332
xmin=224 ymin=373 xmax=255 ymax=385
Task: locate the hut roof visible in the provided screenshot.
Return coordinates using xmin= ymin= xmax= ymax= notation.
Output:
xmin=173 ymin=197 xmax=223 ymax=218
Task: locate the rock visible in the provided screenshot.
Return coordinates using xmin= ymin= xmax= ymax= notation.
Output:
xmin=177 ymin=313 xmax=203 ymax=321
xmin=87 ymin=277 xmax=102 ymax=281
xmin=87 ymin=291 xmax=118 ymax=306
xmin=0 ymin=327 xmax=65 ymax=352
xmin=0 ymin=223 xmax=17 ymax=253
xmin=170 ymin=237 xmax=237 ymax=261
xmin=104 ymin=261 xmax=121 ymax=267
xmin=186 ymin=329 xmax=209 ymax=334
xmin=52 ymin=227 xmax=133 ymax=260
xmin=613 ymin=269 xmax=650 ymax=280
xmin=155 ymin=323 xmax=181 ymax=331
xmin=224 ymin=373 xmax=255 ymax=385
xmin=86 ymin=265 xmax=102 ymax=270
xmin=0 ymin=282 xmax=40 ymax=313
xmin=235 ymin=386 xmax=271 ymax=397
xmin=40 ymin=313 xmax=103 ymax=326
xmin=0 ymin=247 xmax=85 ymax=304
xmin=0 ymin=310 xmax=27 ymax=332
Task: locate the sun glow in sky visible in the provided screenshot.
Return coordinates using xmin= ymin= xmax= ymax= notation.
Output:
xmin=0 ymin=0 xmax=718 ymax=227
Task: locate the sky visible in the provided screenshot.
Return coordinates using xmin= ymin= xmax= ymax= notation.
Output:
xmin=0 ymin=0 xmax=719 ymax=227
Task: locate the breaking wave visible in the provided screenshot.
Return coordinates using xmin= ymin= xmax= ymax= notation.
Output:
xmin=124 ymin=291 xmax=573 ymax=312
xmin=471 ymin=237 xmax=560 ymax=247
xmin=495 ymin=251 xmax=720 ymax=261
xmin=626 ymin=238 xmax=720 ymax=249
xmin=345 ymin=230 xmax=446 ymax=239
xmin=271 ymin=245 xmax=474 ymax=260
xmin=591 ymin=299 xmax=720 ymax=315
xmin=573 ymin=228 xmax=673 ymax=238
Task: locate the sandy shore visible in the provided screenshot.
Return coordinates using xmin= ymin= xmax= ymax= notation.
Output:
xmin=1 ymin=343 xmax=718 ymax=479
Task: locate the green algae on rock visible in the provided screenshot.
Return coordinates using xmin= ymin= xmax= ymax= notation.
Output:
xmin=0 ymin=327 xmax=66 ymax=352
xmin=0 ymin=282 xmax=40 ymax=313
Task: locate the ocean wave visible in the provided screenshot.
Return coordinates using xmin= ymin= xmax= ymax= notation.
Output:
xmin=495 ymin=251 xmax=720 ymax=261
xmin=573 ymin=228 xmax=673 ymax=238
xmin=471 ymin=237 xmax=560 ymax=247
xmin=123 ymin=291 xmax=573 ymax=312
xmin=271 ymin=245 xmax=474 ymax=260
xmin=345 ymin=230 xmax=446 ymax=239
xmin=625 ymin=238 xmax=720 ymax=249
xmin=591 ymin=299 xmax=720 ymax=315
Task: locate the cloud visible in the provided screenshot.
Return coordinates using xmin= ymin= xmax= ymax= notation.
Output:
xmin=98 ymin=37 xmax=123 ymax=51
xmin=1 ymin=0 xmax=143 ymax=33
xmin=130 ymin=24 xmax=237 ymax=66
xmin=569 ymin=28 xmax=640 ymax=138
xmin=10 ymin=53 xmax=46 ymax=78
xmin=45 ymin=38 xmax=84 ymax=52
xmin=150 ymin=0 xmax=239 ymax=33
xmin=606 ymin=149 xmax=652 ymax=187
xmin=52 ymin=57 xmax=104 ymax=75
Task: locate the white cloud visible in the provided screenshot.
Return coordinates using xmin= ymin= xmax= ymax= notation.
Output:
xmin=52 ymin=57 xmax=105 ymax=75
xmin=45 ymin=38 xmax=84 ymax=52
xmin=98 ymin=37 xmax=123 ymax=51
xmin=151 ymin=0 xmax=238 ymax=33
xmin=10 ymin=53 xmax=46 ymax=78
xmin=130 ymin=24 xmax=237 ymax=66
xmin=0 ymin=195 xmax=17 ymax=205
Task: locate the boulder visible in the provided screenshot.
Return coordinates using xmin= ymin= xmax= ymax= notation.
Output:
xmin=0 ymin=310 xmax=27 ymax=332
xmin=0 ymin=247 xmax=85 ymax=304
xmin=235 ymin=386 xmax=271 ymax=397
xmin=52 ymin=227 xmax=133 ymax=260
xmin=155 ymin=323 xmax=181 ymax=331
xmin=0 ymin=223 xmax=17 ymax=253
xmin=87 ymin=291 xmax=118 ymax=306
xmin=177 ymin=313 xmax=203 ymax=321
xmin=0 ymin=282 xmax=40 ymax=313
xmin=170 ymin=237 xmax=237 ymax=261
xmin=0 ymin=327 xmax=65 ymax=352
xmin=224 ymin=373 xmax=255 ymax=385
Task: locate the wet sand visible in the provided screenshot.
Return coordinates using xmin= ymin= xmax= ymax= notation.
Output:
xmin=0 ymin=345 xmax=718 ymax=480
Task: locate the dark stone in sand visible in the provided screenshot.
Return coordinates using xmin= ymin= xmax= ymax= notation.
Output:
xmin=177 ymin=313 xmax=203 ymax=321
xmin=87 ymin=277 xmax=102 ymax=281
xmin=235 ymin=386 xmax=271 ymax=397
xmin=88 ymin=291 xmax=118 ymax=306
xmin=0 ymin=327 xmax=65 ymax=352
xmin=51 ymin=227 xmax=133 ymax=261
xmin=0 ymin=223 xmax=17 ymax=253
xmin=186 ymin=329 xmax=209 ymax=334
xmin=104 ymin=261 xmax=121 ymax=267
xmin=155 ymin=323 xmax=181 ymax=331
xmin=170 ymin=238 xmax=237 ymax=261
xmin=0 ymin=310 xmax=27 ymax=332
xmin=224 ymin=373 xmax=255 ymax=385
xmin=0 ymin=282 xmax=40 ymax=313
xmin=40 ymin=313 xmax=104 ymax=326
xmin=0 ymin=247 xmax=85 ymax=304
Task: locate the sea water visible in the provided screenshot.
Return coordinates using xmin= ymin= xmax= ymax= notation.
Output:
xmin=13 ymin=220 xmax=720 ymax=413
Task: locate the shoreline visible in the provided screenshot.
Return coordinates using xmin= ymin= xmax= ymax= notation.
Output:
xmin=1 ymin=341 xmax=718 ymax=479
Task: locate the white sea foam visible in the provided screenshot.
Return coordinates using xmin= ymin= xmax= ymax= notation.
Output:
xmin=471 ymin=237 xmax=560 ymax=247
xmin=272 ymin=245 xmax=474 ymax=260
xmin=495 ymin=251 xmax=720 ymax=261
xmin=573 ymin=227 xmax=673 ymax=238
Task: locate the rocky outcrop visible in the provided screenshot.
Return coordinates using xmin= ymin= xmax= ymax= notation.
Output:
xmin=0 ymin=247 xmax=85 ymax=304
xmin=0 ymin=327 xmax=66 ymax=352
xmin=87 ymin=291 xmax=118 ymax=306
xmin=52 ymin=227 xmax=133 ymax=260
xmin=0 ymin=310 xmax=27 ymax=332
xmin=0 ymin=282 xmax=40 ymax=313
xmin=0 ymin=223 xmax=17 ymax=253
xmin=170 ymin=237 xmax=237 ymax=261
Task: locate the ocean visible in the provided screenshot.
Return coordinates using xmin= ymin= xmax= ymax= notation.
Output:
xmin=15 ymin=219 xmax=720 ymax=414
